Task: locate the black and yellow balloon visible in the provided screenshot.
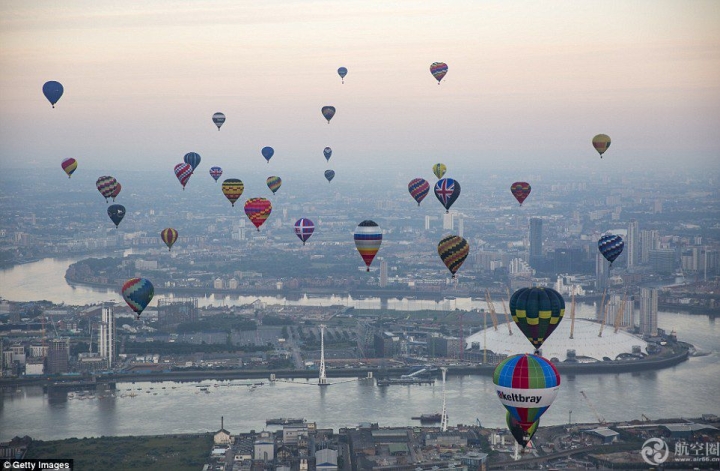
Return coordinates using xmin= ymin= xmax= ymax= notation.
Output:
xmin=437 ymin=235 xmax=469 ymax=278
xmin=510 ymin=287 xmax=565 ymax=352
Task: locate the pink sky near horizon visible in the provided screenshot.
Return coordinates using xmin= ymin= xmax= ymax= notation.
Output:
xmin=1 ymin=1 xmax=718 ymax=174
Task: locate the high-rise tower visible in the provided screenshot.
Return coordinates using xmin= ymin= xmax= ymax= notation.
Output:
xmin=627 ymin=219 xmax=639 ymax=269
xmin=639 ymin=288 xmax=658 ymax=336
xmin=99 ymin=305 xmax=115 ymax=369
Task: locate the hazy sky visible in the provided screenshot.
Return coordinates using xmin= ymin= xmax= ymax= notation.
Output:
xmin=1 ymin=1 xmax=719 ymax=177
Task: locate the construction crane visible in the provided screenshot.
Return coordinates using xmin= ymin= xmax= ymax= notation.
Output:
xmin=569 ymin=287 xmax=576 ymax=339
xmin=500 ymin=294 xmax=513 ymax=335
xmin=597 ymin=289 xmax=607 ymax=337
xmin=580 ymin=390 xmax=606 ymax=424
xmin=613 ymin=294 xmax=628 ymax=333
xmin=598 ymin=303 xmax=609 ymax=337
xmin=485 ymin=289 xmax=499 ymax=331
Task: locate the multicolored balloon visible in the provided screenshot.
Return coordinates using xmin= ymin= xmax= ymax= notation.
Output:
xmin=493 ymin=353 xmax=560 ymax=432
xmin=354 ymin=220 xmax=382 ymax=272
xmin=110 ymin=182 xmax=122 ymax=201
xmin=209 ymin=166 xmax=223 ymax=182
xmin=244 ymin=198 xmax=272 ymax=231
xmin=221 ymin=178 xmax=244 ymax=207
xmin=337 ymin=67 xmax=347 ymax=83
xmin=430 ymin=62 xmax=448 ymax=84
xmin=174 ymin=163 xmax=193 ymax=190
xmin=323 ymin=147 xmax=332 ymax=162
xmin=107 ymin=204 xmax=125 ymax=228
xmin=598 ymin=234 xmax=624 ymax=266
xmin=432 ymin=163 xmax=447 ymax=179
xmin=121 ymin=277 xmax=154 ymax=319
xmin=434 ymin=178 xmax=461 ymax=213
xmin=212 ymin=112 xmax=225 ymax=130
xmin=510 ymin=287 xmax=565 ymax=352
xmin=592 ymin=134 xmax=611 ymax=158
xmin=184 ymin=152 xmax=201 ymax=171
xmin=61 ymin=158 xmax=77 ymax=178
xmin=510 ymin=182 xmax=531 ymax=206
xmin=408 ymin=178 xmax=430 ymax=206
xmin=507 ymin=412 xmax=539 ymax=449
xmin=324 ymin=170 xmax=335 ymax=182
xmin=294 ymin=218 xmax=315 ymax=245
xmin=321 ymin=106 xmax=336 ymax=123
xmin=437 ymin=235 xmax=469 ymax=278
xmin=96 ymin=176 xmax=119 ymax=203
xmin=161 ymin=228 xmax=178 ymax=251
xmin=261 ymin=146 xmax=274 ymax=163
xmin=266 ymin=176 xmax=282 ymax=194
xmin=43 ymin=81 xmax=64 ymax=108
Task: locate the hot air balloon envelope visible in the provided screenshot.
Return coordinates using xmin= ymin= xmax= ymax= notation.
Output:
xmin=321 ymin=106 xmax=336 ymax=123
xmin=261 ymin=146 xmax=274 ymax=163
xmin=337 ymin=67 xmax=348 ymax=82
xmin=432 ymin=163 xmax=447 ymax=179
xmin=107 ymin=204 xmax=125 ymax=228
xmin=592 ymin=134 xmax=611 ymax=157
xmin=43 ymin=81 xmax=64 ymax=107
xmin=161 ymin=228 xmax=178 ymax=250
xmin=510 ymin=287 xmax=565 ymax=351
xmin=408 ymin=178 xmax=430 ymax=206
xmin=96 ymin=176 xmax=119 ymax=202
xmin=511 ymin=182 xmax=531 ymax=206
xmin=209 ymin=166 xmax=223 ymax=182
xmin=122 ymin=277 xmax=154 ymax=318
xmin=184 ymin=152 xmax=201 ymax=171
xmin=174 ymin=163 xmax=193 ymax=189
xmin=294 ymin=218 xmax=315 ymax=245
xmin=438 ymin=235 xmax=469 ymax=278
xmin=61 ymin=158 xmax=77 ymax=178
xmin=323 ymin=147 xmax=332 ymax=161
xmin=324 ymin=170 xmax=335 ymax=182
xmin=222 ymin=178 xmax=244 ymax=206
xmin=212 ymin=112 xmax=226 ymax=130
xmin=493 ymin=353 xmax=560 ymax=431
xmin=430 ymin=62 xmax=448 ymax=83
xmin=266 ymin=176 xmax=282 ymax=194
xmin=598 ymin=234 xmax=624 ymax=265
xmin=354 ymin=220 xmax=382 ymax=271
xmin=507 ymin=412 xmax=539 ymax=448
xmin=244 ymin=198 xmax=272 ymax=230
xmin=434 ymin=178 xmax=461 ymax=213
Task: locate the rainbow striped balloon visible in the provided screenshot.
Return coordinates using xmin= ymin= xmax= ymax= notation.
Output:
xmin=430 ymin=62 xmax=448 ymax=83
xmin=493 ymin=354 xmax=560 ymax=432
xmin=510 ymin=181 xmax=531 ymax=206
xmin=244 ymin=198 xmax=272 ymax=231
xmin=354 ymin=221 xmax=382 ymax=272
xmin=266 ymin=176 xmax=282 ymax=194
xmin=121 ymin=277 xmax=154 ymax=319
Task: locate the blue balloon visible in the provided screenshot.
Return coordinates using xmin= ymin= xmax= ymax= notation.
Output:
xmin=43 ymin=81 xmax=64 ymax=108
xmin=598 ymin=234 xmax=624 ymax=266
xmin=338 ymin=67 xmax=348 ymax=83
xmin=262 ymin=146 xmax=274 ymax=163
xmin=323 ymin=147 xmax=332 ymax=162
xmin=324 ymin=170 xmax=335 ymax=182
xmin=183 ymin=152 xmax=201 ymax=171
xmin=107 ymin=204 xmax=126 ymax=228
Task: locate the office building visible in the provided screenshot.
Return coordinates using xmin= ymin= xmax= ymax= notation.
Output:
xmin=649 ymin=249 xmax=676 ymax=275
xmin=99 ymin=305 xmax=116 ymax=369
xmin=639 ymin=288 xmax=658 ymax=336
xmin=627 ymin=219 xmax=639 ymax=269
xmin=46 ymin=338 xmax=69 ymax=374
xmin=379 ymin=260 xmax=388 ymax=288
xmin=640 ymin=230 xmax=659 ymax=263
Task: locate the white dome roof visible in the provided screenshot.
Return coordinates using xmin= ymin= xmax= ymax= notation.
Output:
xmin=465 ymin=318 xmax=648 ymax=362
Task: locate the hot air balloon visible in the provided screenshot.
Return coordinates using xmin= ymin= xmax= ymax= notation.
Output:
xmin=96 ymin=176 xmax=119 ymax=203
xmin=510 ymin=287 xmax=565 ymax=352
xmin=324 ymin=170 xmax=335 ymax=182
xmin=430 ymin=62 xmax=448 ymax=84
xmin=212 ymin=112 xmax=226 ymax=130
xmin=107 ymin=204 xmax=125 ymax=228
xmin=266 ymin=176 xmax=282 ymax=194
xmin=408 ymin=178 xmax=430 ymax=206
xmin=337 ymin=67 xmax=347 ymax=83
xmin=294 ymin=218 xmax=315 ymax=245
xmin=110 ymin=182 xmax=122 ymax=201
xmin=209 ymin=166 xmax=223 ymax=182
xmin=244 ymin=198 xmax=272 ymax=231
xmin=434 ymin=178 xmax=460 ymax=213
xmin=161 ymin=228 xmax=178 ymax=251
xmin=437 ymin=235 xmax=469 ymax=278
xmin=121 ymin=277 xmax=154 ymax=319
xmin=510 ymin=182 xmax=531 ymax=206
xmin=61 ymin=158 xmax=77 ymax=178
xmin=592 ymin=134 xmax=611 ymax=158
xmin=321 ymin=106 xmax=336 ymax=123
xmin=507 ymin=412 xmax=539 ymax=449
xmin=43 ymin=81 xmax=64 ymax=108
xmin=323 ymin=147 xmax=332 ymax=162
xmin=598 ymin=234 xmax=624 ymax=267
xmin=184 ymin=152 xmax=201 ymax=171
xmin=261 ymin=146 xmax=274 ymax=163
xmin=493 ymin=353 xmax=561 ymax=432
xmin=432 ymin=163 xmax=447 ymax=179
xmin=174 ymin=163 xmax=193 ymax=190
xmin=354 ymin=220 xmax=382 ymax=272
xmin=221 ymin=178 xmax=244 ymax=207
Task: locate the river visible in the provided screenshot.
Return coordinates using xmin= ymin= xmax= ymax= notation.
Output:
xmin=0 ymin=257 xmax=719 ymax=441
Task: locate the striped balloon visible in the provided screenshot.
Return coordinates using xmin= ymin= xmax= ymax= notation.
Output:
xmin=174 ymin=163 xmax=193 ymax=190
xmin=209 ymin=166 xmax=223 ymax=182
xmin=266 ymin=176 xmax=282 ymax=194
xmin=110 ymin=182 xmax=121 ymax=201
xmin=430 ymin=62 xmax=448 ymax=83
xmin=61 ymin=158 xmax=77 ymax=178
xmin=408 ymin=178 xmax=430 ymax=206
xmin=221 ymin=178 xmax=244 ymax=207
xmin=507 ymin=411 xmax=539 ymax=449
xmin=354 ymin=220 xmax=382 ymax=272
xmin=437 ymin=235 xmax=469 ymax=278
xmin=592 ymin=134 xmax=611 ymax=158
xmin=121 ymin=277 xmax=155 ymax=319
xmin=244 ymin=198 xmax=272 ymax=231
xmin=510 ymin=181 xmax=531 ymax=206
xmin=212 ymin=112 xmax=225 ymax=130
xmin=598 ymin=234 xmax=624 ymax=266
xmin=294 ymin=218 xmax=315 ymax=245
xmin=161 ymin=228 xmax=178 ymax=251
xmin=96 ymin=176 xmax=119 ymax=202
xmin=510 ymin=287 xmax=565 ymax=351
xmin=493 ymin=354 xmax=560 ymax=432
xmin=183 ymin=152 xmax=201 ymax=171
